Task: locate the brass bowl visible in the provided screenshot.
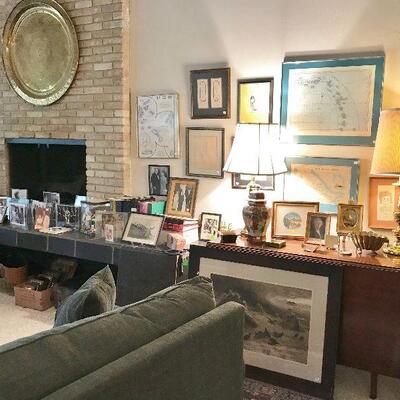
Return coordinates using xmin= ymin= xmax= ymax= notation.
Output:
xmin=350 ymin=231 xmax=389 ymax=253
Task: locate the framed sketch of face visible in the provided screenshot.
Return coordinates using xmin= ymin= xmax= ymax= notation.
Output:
xmin=199 ymin=212 xmax=221 ymax=241
xmin=165 ymin=177 xmax=199 ymax=219
xmin=148 ymin=165 xmax=170 ymax=196
xmin=337 ymin=204 xmax=363 ymax=234
xmin=305 ymin=212 xmax=331 ymax=245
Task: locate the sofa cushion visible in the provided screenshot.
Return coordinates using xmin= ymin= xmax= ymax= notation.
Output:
xmin=0 ymin=276 xmax=215 ymax=400
xmin=54 ymin=266 xmax=116 ymax=327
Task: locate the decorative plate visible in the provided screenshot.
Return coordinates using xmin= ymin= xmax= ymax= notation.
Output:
xmin=2 ymin=0 xmax=79 ymax=106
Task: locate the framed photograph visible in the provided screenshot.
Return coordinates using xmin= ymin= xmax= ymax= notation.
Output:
xmin=43 ymin=191 xmax=60 ymax=204
xmin=337 ymin=204 xmax=363 ymax=234
xmin=9 ymin=203 xmax=27 ymax=228
xmin=165 ymin=177 xmax=199 ymax=219
xmin=137 ymin=94 xmax=179 ymax=158
xmin=34 ymin=204 xmax=50 ymax=230
xmin=190 ymin=67 xmax=230 ymax=119
xmin=272 ymin=201 xmax=319 ymax=239
xmin=238 ymin=77 xmax=273 ymax=124
xmin=11 ymin=188 xmax=27 ymax=200
xmin=280 ymin=54 xmax=384 ymax=146
xmin=0 ymin=205 xmax=7 ymax=224
xmin=122 ymin=212 xmax=164 ymax=246
xmin=81 ymin=201 xmax=110 ymax=236
xmin=199 ymin=212 xmax=221 ymax=241
xmin=232 ymin=174 xmax=275 ymax=190
xmin=285 ymin=156 xmax=360 ymax=213
xmin=56 ymin=204 xmax=80 ymax=230
xmin=148 ymin=165 xmax=170 ymax=196
xmin=190 ymin=244 xmax=342 ymax=399
xmin=104 ymin=224 xmax=114 ymax=242
xmin=101 ymin=212 xmax=128 ymax=241
xmin=368 ymin=176 xmax=400 ymax=229
xmin=305 ymin=212 xmax=331 ymax=245
xmin=186 ymin=128 xmax=224 ymax=178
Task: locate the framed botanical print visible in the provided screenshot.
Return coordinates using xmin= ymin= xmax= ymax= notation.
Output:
xmin=305 ymin=212 xmax=331 ymax=245
xmin=137 ymin=94 xmax=179 ymax=158
xmin=368 ymin=176 xmax=400 ymax=229
xmin=336 ymin=204 xmax=363 ymax=234
xmin=190 ymin=68 xmax=230 ymax=119
xmin=165 ymin=177 xmax=199 ymax=219
xmin=199 ymin=212 xmax=221 ymax=241
xmin=238 ymin=77 xmax=273 ymax=124
xmin=280 ymin=54 xmax=384 ymax=146
xmin=186 ymin=128 xmax=224 ymax=178
xmin=285 ymin=156 xmax=360 ymax=213
xmin=272 ymin=201 xmax=319 ymax=239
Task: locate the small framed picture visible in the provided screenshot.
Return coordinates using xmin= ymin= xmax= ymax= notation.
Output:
xmin=34 ymin=205 xmax=50 ymax=230
xmin=43 ymin=191 xmax=60 ymax=204
xmin=9 ymin=203 xmax=27 ymax=228
xmin=122 ymin=213 xmax=164 ymax=246
xmin=104 ymin=224 xmax=114 ymax=242
xmin=11 ymin=188 xmax=27 ymax=200
xmin=190 ymin=67 xmax=230 ymax=119
xmin=272 ymin=201 xmax=320 ymax=239
xmin=337 ymin=204 xmax=363 ymax=234
xmin=368 ymin=176 xmax=400 ymax=229
xmin=305 ymin=212 xmax=331 ymax=245
xmin=0 ymin=205 xmax=7 ymax=224
xmin=186 ymin=128 xmax=224 ymax=178
xmin=101 ymin=212 xmax=128 ymax=241
xmin=81 ymin=201 xmax=110 ymax=236
xmin=232 ymin=174 xmax=275 ymax=190
xmin=199 ymin=212 xmax=222 ymax=241
xmin=238 ymin=77 xmax=273 ymax=124
xmin=148 ymin=165 xmax=170 ymax=196
xmin=165 ymin=177 xmax=199 ymax=219
xmin=56 ymin=204 xmax=81 ymax=230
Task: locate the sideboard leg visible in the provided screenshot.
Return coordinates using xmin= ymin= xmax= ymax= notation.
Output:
xmin=370 ymin=372 xmax=378 ymax=399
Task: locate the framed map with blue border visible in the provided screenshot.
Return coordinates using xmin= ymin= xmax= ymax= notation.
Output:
xmin=280 ymin=54 xmax=385 ymax=146
xmin=284 ymin=157 xmax=360 ymax=213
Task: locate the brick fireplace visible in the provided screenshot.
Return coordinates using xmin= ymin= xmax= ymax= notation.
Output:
xmin=0 ymin=0 xmax=131 ymax=199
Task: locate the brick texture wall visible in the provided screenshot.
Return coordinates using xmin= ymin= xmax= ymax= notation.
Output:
xmin=0 ymin=0 xmax=131 ymax=199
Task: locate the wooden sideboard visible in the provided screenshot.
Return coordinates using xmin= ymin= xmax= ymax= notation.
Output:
xmin=189 ymin=239 xmax=400 ymax=399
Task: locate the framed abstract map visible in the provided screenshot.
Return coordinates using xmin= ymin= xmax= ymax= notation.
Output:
xmin=284 ymin=156 xmax=360 ymax=213
xmin=137 ymin=94 xmax=179 ymax=158
xmin=280 ymin=54 xmax=385 ymax=146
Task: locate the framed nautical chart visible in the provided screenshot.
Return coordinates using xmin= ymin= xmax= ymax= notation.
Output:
xmin=137 ymin=94 xmax=179 ymax=158
xmin=284 ymin=156 xmax=360 ymax=213
xmin=280 ymin=54 xmax=385 ymax=146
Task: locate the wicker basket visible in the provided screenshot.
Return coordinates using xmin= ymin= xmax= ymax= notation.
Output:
xmin=4 ymin=266 xmax=28 ymax=286
xmin=14 ymin=285 xmax=53 ymax=311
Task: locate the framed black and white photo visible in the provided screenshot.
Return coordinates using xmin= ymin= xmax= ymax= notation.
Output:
xmin=165 ymin=177 xmax=199 ymax=219
xmin=232 ymin=174 xmax=275 ymax=190
xmin=56 ymin=204 xmax=80 ymax=230
xmin=305 ymin=212 xmax=331 ymax=245
xmin=0 ymin=205 xmax=7 ymax=224
xmin=43 ymin=191 xmax=60 ymax=204
xmin=238 ymin=77 xmax=273 ymax=124
xmin=11 ymin=188 xmax=27 ymax=200
xmin=199 ymin=212 xmax=221 ymax=241
xmin=189 ymin=244 xmax=343 ymax=400
xmin=148 ymin=165 xmax=170 ymax=196
xmin=122 ymin=213 xmax=164 ymax=246
xmin=9 ymin=203 xmax=27 ymax=228
xmin=186 ymin=128 xmax=224 ymax=178
xmin=190 ymin=67 xmax=230 ymax=119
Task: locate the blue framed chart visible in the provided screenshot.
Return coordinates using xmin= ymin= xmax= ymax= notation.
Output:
xmin=284 ymin=156 xmax=360 ymax=213
xmin=280 ymin=54 xmax=385 ymax=146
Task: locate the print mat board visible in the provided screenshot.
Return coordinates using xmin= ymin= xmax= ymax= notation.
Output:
xmin=280 ymin=54 xmax=384 ymax=146
xmin=188 ymin=244 xmax=342 ymax=400
xmin=137 ymin=94 xmax=179 ymax=158
xmin=284 ymin=157 xmax=360 ymax=213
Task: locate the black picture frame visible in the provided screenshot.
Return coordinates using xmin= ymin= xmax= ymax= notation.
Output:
xmin=237 ymin=77 xmax=274 ymax=124
xmin=190 ymin=67 xmax=231 ymax=119
xmin=148 ymin=165 xmax=170 ymax=196
xmin=186 ymin=127 xmax=225 ymax=179
xmin=189 ymin=244 xmax=343 ymax=400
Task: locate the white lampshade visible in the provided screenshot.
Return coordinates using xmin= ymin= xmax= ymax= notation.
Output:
xmin=223 ymin=124 xmax=287 ymax=176
xmin=371 ymin=109 xmax=400 ymax=175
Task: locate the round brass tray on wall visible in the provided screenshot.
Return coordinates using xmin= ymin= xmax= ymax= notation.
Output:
xmin=2 ymin=0 xmax=79 ymax=106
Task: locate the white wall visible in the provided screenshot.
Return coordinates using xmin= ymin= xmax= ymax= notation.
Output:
xmin=130 ymin=0 xmax=400 ymax=231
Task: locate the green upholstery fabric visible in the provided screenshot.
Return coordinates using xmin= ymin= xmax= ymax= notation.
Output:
xmin=0 ymin=276 xmax=216 ymax=400
xmin=54 ymin=266 xmax=116 ymax=327
xmin=43 ymin=302 xmax=245 ymax=400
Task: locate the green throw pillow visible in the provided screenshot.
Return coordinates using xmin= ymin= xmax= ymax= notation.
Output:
xmin=54 ymin=266 xmax=116 ymax=327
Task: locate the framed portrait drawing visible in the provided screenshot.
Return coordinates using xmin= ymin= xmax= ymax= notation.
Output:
xmin=337 ymin=204 xmax=363 ymax=234
xmin=285 ymin=156 xmax=360 ymax=213
xmin=272 ymin=201 xmax=319 ymax=239
xmin=199 ymin=212 xmax=221 ymax=241
xmin=238 ymin=77 xmax=273 ymax=124
xmin=186 ymin=128 xmax=224 ymax=178
xmin=190 ymin=68 xmax=230 ymax=119
xmin=280 ymin=54 xmax=384 ymax=146
xmin=165 ymin=177 xmax=199 ymax=219
xmin=148 ymin=165 xmax=170 ymax=196
xmin=368 ymin=176 xmax=400 ymax=229
xmin=189 ymin=244 xmax=343 ymax=400
xmin=305 ymin=212 xmax=331 ymax=245
xmin=122 ymin=213 xmax=164 ymax=246
xmin=137 ymin=94 xmax=179 ymax=159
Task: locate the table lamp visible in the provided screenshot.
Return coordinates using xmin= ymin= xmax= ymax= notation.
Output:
xmin=223 ymin=123 xmax=287 ymax=241
xmin=371 ymin=108 xmax=400 ymax=254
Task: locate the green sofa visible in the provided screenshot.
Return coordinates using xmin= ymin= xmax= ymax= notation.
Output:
xmin=0 ymin=277 xmax=245 ymax=400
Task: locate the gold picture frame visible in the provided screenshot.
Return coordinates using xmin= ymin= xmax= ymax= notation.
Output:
xmin=165 ymin=177 xmax=199 ymax=219
xmin=336 ymin=204 xmax=363 ymax=234
xmin=304 ymin=212 xmax=331 ymax=245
